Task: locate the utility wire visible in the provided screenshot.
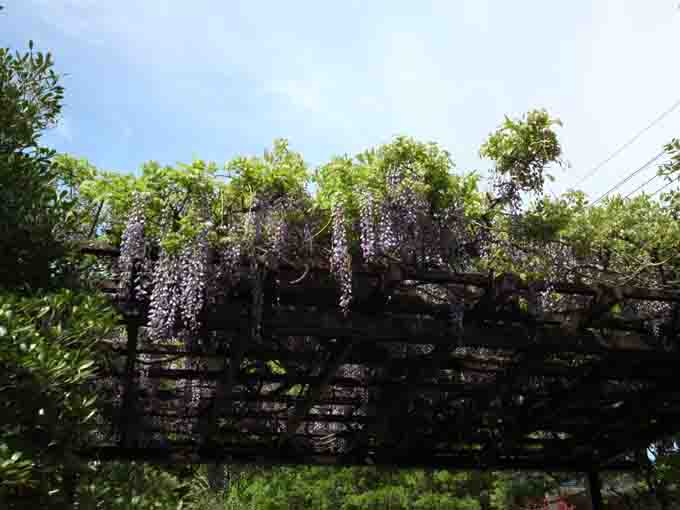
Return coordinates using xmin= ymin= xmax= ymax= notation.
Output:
xmin=650 ymin=176 xmax=680 ymax=199
xmin=620 ymin=169 xmax=678 ymax=201
xmin=590 ymin=151 xmax=665 ymax=205
xmin=622 ymin=173 xmax=662 ymax=200
xmin=575 ymin=97 xmax=680 ymax=186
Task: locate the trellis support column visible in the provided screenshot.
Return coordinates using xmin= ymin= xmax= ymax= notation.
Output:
xmin=587 ymin=470 xmax=603 ymax=510
xmin=280 ymin=337 xmax=357 ymax=447
xmin=120 ymin=321 xmax=139 ymax=448
xmin=207 ymin=463 xmax=227 ymax=493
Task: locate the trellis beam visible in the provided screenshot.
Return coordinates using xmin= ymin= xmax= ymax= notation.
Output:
xmin=79 ymin=446 xmax=638 ymax=472
xmin=80 ymin=243 xmax=680 ymax=303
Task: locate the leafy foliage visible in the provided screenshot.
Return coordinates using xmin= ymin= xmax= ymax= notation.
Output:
xmin=0 ymin=42 xmax=68 ymax=289
xmin=314 ymin=136 xmax=482 ymax=225
xmin=480 ymin=109 xmax=562 ymax=207
xmin=0 ymin=291 xmax=118 ymax=507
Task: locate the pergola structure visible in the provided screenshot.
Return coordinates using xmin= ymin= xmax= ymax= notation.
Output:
xmin=82 ymin=245 xmax=680 ymax=510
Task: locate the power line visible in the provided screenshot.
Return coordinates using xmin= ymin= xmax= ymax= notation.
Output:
xmin=590 ymin=151 xmax=665 ymax=205
xmin=620 ymin=170 xmax=678 ymax=202
xmin=650 ymin=176 xmax=680 ymax=199
xmin=622 ymin=173 xmax=662 ymax=200
xmin=575 ymin=97 xmax=680 ymax=186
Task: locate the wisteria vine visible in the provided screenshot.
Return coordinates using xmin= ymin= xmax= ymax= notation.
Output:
xmin=118 ymin=193 xmax=147 ymax=298
xmin=331 ymin=202 xmax=353 ymax=314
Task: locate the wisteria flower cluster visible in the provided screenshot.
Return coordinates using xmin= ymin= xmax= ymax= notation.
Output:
xmin=359 ymin=192 xmax=376 ymax=263
xmin=178 ymin=227 xmax=210 ymax=332
xmin=331 ymin=202 xmax=352 ymax=314
xmin=269 ymin=208 xmax=289 ymax=263
xmin=118 ymin=193 xmax=147 ymax=298
xmin=214 ymin=243 xmax=242 ymax=290
xmin=377 ymin=201 xmax=400 ymax=257
xmin=147 ymin=249 xmax=181 ymax=340
xmin=147 ymin=228 xmax=211 ymax=339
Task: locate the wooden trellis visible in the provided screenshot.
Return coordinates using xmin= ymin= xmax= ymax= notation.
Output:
xmin=80 ymin=245 xmax=680 ymax=480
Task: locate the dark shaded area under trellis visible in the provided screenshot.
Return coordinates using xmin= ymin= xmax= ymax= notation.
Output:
xmin=81 ymin=245 xmax=680 ymax=475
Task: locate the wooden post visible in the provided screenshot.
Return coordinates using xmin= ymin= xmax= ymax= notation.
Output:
xmin=587 ymin=471 xmax=603 ymax=510
xmin=120 ymin=321 xmax=139 ymax=448
xmin=207 ymin=463 xmax=227 ymax=493
xmin=63 ymin=467 xmax=78 ymax=509
xmin=202 ymin=336 xmax=229 ymax=491
xmin=120 ymin=259 xmax=140 ymax=448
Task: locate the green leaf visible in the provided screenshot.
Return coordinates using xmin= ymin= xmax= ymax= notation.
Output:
xmin=79 ymin=360 xmax=95 ymax=371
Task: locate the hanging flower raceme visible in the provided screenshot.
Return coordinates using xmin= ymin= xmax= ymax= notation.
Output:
xmin=270 ymin=208 xmax=288 ymax=262
xmin=118 ymin=193 xmax=147 ymax=298
xmin=395 ymin=183 xmax=429 ymax=264
xmin=148 ymin=223 xmax=212 ymax=340
xmin=392 ymin=181 xmax=420 ymax=230
xmin=379 ymin=164 xmax=432 ymax=264
xmin=244 ymin=196 xmax=265 ymax=247
xmin=215 ymin=243 xmax=241 ymax=290
xmin=359 ymin=192 xmax=377 ymax=263
xmin=331 ymin=202 xmax=352 ymax=314
xmin=179 ymin=226 xmax=210 ymax=332
xmin=376 ymin=167 xmax=403 ymax=258
xmin=377 ymin=201 xmax=399 ymax=257
xmin=147 ymin=249 xmax=181 ymax=341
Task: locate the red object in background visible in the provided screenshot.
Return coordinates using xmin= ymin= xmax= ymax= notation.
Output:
xmin=522 ymin=494 xmax=577 ymax=510
xmin=556 ymin=499 xmax=576 ymax=510
xmin=535 ymin=495 xmax=575 ymax=510
xmin=550 ymin=496 xmax=576 ymax=510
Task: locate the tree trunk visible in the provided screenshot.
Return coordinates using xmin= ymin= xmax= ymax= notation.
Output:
xmin=63 ymin=467 xmax=78 ymax=509
xmin=586 ymin=471 xmax=603 ymax=510
xmin=207 ymin=463 xmax=227 ymax=493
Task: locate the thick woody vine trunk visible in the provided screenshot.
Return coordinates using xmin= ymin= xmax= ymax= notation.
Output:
xmin=63 ymin=467 xmax=78 ymax=509
xmin=207 ymin=463 xmax=227 ymax=493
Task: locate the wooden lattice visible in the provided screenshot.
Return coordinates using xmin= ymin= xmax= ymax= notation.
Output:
xmin=81 ymin=245 xmax=680 ymax=472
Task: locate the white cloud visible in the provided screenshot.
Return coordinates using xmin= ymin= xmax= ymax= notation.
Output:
xmin=19 ymin=0 xmax=680 ymax=198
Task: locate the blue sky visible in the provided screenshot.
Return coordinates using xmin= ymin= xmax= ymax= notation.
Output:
xmin=2 ymin=0 xmax=679 ymax=198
